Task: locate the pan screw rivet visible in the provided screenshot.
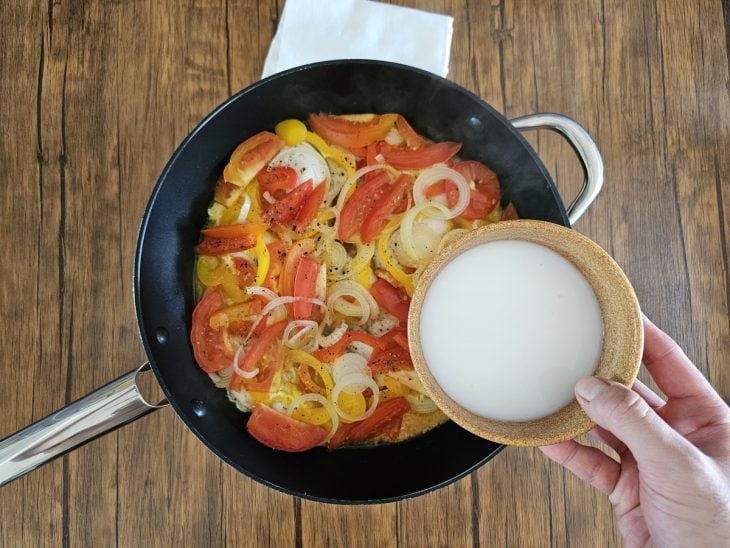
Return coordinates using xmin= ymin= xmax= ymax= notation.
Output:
xmin=191 ymin=399 xmax=206 ymax=417
xmin=468 ymin=116 xmax=484 ymax=132
xmin=155 ymin=327 xmax=169 ymax=344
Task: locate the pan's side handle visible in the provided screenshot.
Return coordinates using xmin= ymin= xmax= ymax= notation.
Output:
xmin=510 ymin=113 xmax=604 ymax=225
xmin=0 ymin=363 xmax=167 ymax=487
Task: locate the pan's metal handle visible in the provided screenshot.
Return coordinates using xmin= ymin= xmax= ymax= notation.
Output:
xmin=0 ymin=363 xmax=167 ymax=487
xmin=510 ymin=113 xmax=604 ymax=225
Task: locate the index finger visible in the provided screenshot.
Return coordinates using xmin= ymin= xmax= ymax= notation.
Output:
xmin=642 ymin=315 xmax=715 ymax=400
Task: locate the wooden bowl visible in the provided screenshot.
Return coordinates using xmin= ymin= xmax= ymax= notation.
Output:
xmin=407 ymin=220 xmax=643 ymax=446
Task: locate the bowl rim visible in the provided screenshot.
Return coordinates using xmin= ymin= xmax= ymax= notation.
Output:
xmin=407 ymin=220 xmax=644 ymax=446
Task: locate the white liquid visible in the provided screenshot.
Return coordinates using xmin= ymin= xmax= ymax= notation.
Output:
xmin=420 ymin=240 xmax=603 ymax=421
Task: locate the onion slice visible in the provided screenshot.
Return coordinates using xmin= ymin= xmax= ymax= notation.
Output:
xmin=283 ymin=320 xmax=319 ymax=349
xmin=235 ymin=193 xmax=252 ymax=224
xmin=399 ymin=202 xmax=451 ymax=264
xmin=287 ymin=393 xmax=340 ymax=442
xmin=406 ymin=393 xmax=439 ymax=414
xmin=317 ymin=321 xmax=348 ymax=348
xmin=413 ymin=165 xmax=470 ymax=219
xmin=331 ymin=373 xmax=380 ymax=422
xmin=246 ymin=286 xmax=286 ymax=323
xmin=232 ymin=345 xmax=259 ymax=379
xmin=243 ymin=296 xmax=327 ymax=345
xmin=332 ymin=352 xmax=368 ymax=384
xmin=326 ymin=280 xmax=380 ymax=325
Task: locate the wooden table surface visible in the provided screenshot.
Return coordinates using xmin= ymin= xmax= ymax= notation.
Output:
xmin=1 ymin=1 xmax=728 ymax=546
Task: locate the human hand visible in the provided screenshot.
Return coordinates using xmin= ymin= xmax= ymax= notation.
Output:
xmin=540 ymin=316 xmax=730 ymax=547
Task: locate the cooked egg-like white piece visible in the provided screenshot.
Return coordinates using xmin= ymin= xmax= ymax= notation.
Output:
xmin=269 ymin=143 xmax=330 ymax=187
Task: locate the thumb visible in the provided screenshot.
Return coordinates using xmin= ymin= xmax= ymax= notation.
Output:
xmin=575 ymin=377 xmax=685 ymax=463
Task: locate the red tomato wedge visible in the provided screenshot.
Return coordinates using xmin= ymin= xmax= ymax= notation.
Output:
xmin=329 ymin=397 xmax=410 ymax=449
xmin=293 ymin=257 xmax=319 ymax=320
xmin=338 ymin=170 xmax=391 ymax=241
xmin=223 ymin=131 xmax=284 ymax=187
xmin=293 ymin=181 xmax=326 ymax=233
xmin=190 ymin=287 xmax=234 ymax=373
xmin=308 ymin=113 xmax=397 ymax=149
xmin=380 ymin=141 xmax=462 ymax=170
xmin=262 ymin=179 xmax=313 ymax=225
xmin=395 ymin=115 xmax=426 ymax=148
xmin=370 ymin=278 xmax=410 ymax=322
xmin=452 ymin=161 xmax=501 ymax=220
xmin=257 ymin=166 xmax=297 ymax=199
xmin=311 ymin=331 xmax=381 ymax=364
xmin=232 ymin=256 xmax=256 ymax=287
xmin=195 ymin=222 xmax=267 ymax=256
xmin=360 ymin=174 xmax=413 ymax=243
xmin=280 ymin=239 xmax=315 ymax=299
xmin=246 ymin=403 xmax=328 ymax=452
xmin=229 ymin=320 xmax=287 ymax=392
xmin=378 ymin=326 xmax=409 ymax=351
xmin=368 ymin=346 xmax=413 ymax=374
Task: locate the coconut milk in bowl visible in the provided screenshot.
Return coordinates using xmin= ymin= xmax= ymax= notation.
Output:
xmin=408 ymin=220 xmax=643 ymax=446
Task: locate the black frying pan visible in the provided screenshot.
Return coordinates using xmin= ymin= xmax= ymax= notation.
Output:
xmin=0 ymin=60 xmax=602 ymax=503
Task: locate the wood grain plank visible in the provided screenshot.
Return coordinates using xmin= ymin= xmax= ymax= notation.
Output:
xmin=57 ymin=0 xmax=130 ymax=545
xmin=0 ymin=1 xmax=67 ymax=546
xmin=651 ymin=0 xmax=730 ymax=398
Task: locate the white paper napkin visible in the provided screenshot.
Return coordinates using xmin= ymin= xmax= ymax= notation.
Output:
xmin=262 ymin=0 xmax=453 ymax=78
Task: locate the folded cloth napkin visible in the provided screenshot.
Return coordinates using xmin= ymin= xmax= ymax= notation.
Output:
xmin=262 ymin=0 xmax=453 ymax=78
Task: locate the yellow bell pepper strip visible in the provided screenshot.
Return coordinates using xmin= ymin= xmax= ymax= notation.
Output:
xmin=196 ymin=256 xmax=228 ymax=287
xmin=287 ymin=349 xmax=334 ymax=395
xmin=376 ymin=214 xmax=414 ymax=296
xmin=337 ymin=391 xmax=367 ymax=422
xmin=253 ymin=232 xmax=270 ymax=286
xmin=354 ymin=263 xmax=374 ymax=289
xmin=380 ymin=374 xmax=411 ymax=400
xmin=245 ymin=181 xmax=263 ymax=223
xmin=196 ymin=256 xmax=249 ymax=302
xmin=305 ymin=131 xmax=356 ymax=178
xmin=291 ymin=402 xmax=331 ymax=426
xmin=275 ymin=119 xmax=307 ymax=146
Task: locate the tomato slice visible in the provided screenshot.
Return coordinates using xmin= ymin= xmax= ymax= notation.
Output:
xmin=311 ymin=331 xmax=381 ymax=364
xmin=293 ymin=181 xmax=326 ymax=233
xmin=360 ymin=174 xmax=413 ymax=243
xmin=308 ymin=113 xmax=397 ymax=149
xmin=229 ymin=320 xmax=287 ymax=392
xmin=370 ymin=278 xmax=410 ymax=322
xmin=368 ymin=346 xmax=413 ymax=374
xmin=293 ymin=256 xmax=319 ymax=320
xmin=452 ymin=161 xmax=501 ymax=220
xmin=257 ymin=166 xmax=297 ymax=199
xmin=246 ymin=403 xmax=328 ymax=452
xmin=380 ymin=141 xmax=462 ymax=170
xmin=378 ymin=326 xmax=409 ymax=351
xmin=328 ymin=397 xmax=410 ymax=449
xmin=195 ymin=222 xmax=268 ymax=256
xmin=395 ymin=115 xmax=426 ymax=148
xmin=190 ymin=287 xmax=234 ymax=373
xmin=232 ymin=255 xmax=256 ymax=286
xmin=338 ymin=170 xmax=391 ymax=241
xmin=223 ymin=131 xmax=284 ymax=187
xmin=280 ymin=239 xmax=315 ymax=298
xmin=262 ymin=179 xmax=313 ymax=225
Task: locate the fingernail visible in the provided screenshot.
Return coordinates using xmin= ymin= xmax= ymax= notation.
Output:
xmin=575 ymin=377 xmax=609 ymax=401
